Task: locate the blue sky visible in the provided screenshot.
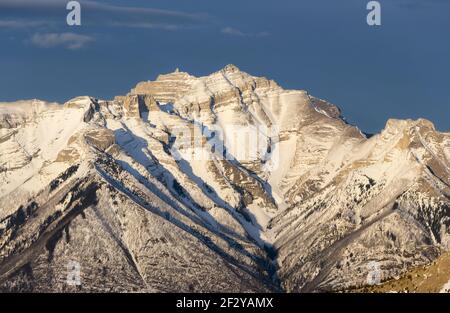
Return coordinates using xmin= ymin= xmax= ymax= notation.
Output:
xmin=0 ymin=0 xmax=449 ymax=134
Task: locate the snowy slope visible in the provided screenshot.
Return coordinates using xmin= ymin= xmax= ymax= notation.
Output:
xmin=0 ymin=65 xmax=449 ymax=292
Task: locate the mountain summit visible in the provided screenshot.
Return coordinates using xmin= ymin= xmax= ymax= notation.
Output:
xmin=0 ymin=66 xmax=449 ymax=292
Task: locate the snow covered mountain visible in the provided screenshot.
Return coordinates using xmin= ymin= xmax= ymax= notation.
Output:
xmin=0 ymin=65 xmax=449 ymax=292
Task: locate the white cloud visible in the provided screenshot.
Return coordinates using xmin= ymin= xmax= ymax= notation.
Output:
xmin=31 ymin=32 xmax=94 ymax=49
xmin=221 ymin=27 xmax=270 ymax=38
xmin=0 ymin=19 xmax=49 ymax=28
xmin=0 ymin=0 xmax=209 ymax=30
xmin=221 ymin=27 xmax=246 ymax=37
xmin=255 ymin=31 xmax=270 ymax=38
xmin=108 ymin=22 xmax=180 ymax=31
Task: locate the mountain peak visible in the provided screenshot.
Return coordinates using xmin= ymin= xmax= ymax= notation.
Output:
xmin=221 ymin=63 xmax=240 ymax=73
xmin=383 ymin=118 xmax=436 ymax=134
xmin=2 ymin=67 xmax=449 ymax=293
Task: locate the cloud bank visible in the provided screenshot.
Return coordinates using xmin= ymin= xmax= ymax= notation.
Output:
xmin=31 ymin=32 xmax=94 ymax=49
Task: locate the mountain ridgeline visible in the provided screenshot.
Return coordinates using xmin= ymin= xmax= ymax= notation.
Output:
xmin=0 ymin=65 xmax=449 ymax=292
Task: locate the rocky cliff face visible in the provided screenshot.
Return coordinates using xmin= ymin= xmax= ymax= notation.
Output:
xmin=0 ymin=65 xmax=449 ymax=292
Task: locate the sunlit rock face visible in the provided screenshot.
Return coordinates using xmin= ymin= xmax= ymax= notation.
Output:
xmin=0 ymin=65 xmax=449 ymax=292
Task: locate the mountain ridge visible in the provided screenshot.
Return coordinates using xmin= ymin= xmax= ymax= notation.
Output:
xmin=0 ymin=65 xmax=449 ymax=292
